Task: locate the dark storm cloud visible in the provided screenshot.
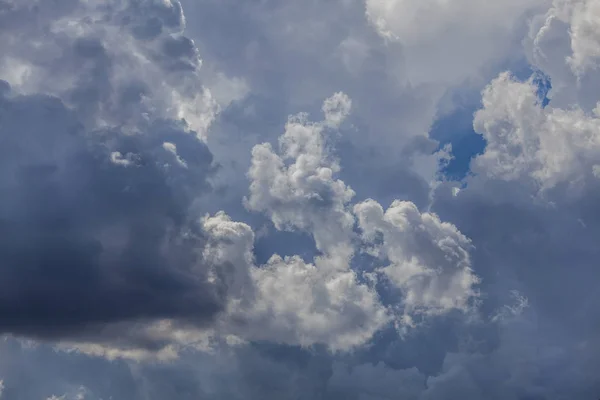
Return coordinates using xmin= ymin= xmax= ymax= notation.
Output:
xmin=0 ymin=0 xmax=234 ymax=348
xmin=0 ymin=83 xmax=222 ymax=343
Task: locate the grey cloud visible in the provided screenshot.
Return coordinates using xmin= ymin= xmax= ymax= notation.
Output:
xmin=0 ymin=0 xmax=228 ymax=350
xmin=0 ymin=85 xmax=222 ymax=345
xmin=0 ymin=0 xmax=216 ymax=135
xmin=181 ymin=0 xmax=443 ymax=207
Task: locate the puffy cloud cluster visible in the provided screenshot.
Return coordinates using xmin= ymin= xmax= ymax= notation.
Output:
xmin=229 ymin=93 xmax=475 ymax=347
xmin=472 ymin=72 xmax=600 ymax=196
xmin=355 ymin=199 xmax=478 ymax=325
xmin=202 ymin=208 xmax=385 ymax=352
xmin=205 ymin=97 xmax=388 ymax=350
xmin=469 ymin=1 xmax=600 ymax=204
xmin=246 ymin=93 xmax=356 ymax=258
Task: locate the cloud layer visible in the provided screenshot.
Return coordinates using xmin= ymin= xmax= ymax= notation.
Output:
xmin=2 ymin=0 xmax=600 ymax=399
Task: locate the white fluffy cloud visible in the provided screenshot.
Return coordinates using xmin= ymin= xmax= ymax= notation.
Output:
xmin=240 ymin=253 xmax=389 ymax=350
xmin=201 ymin=210 xmax=389 ymax=351
xmin=246 ymin=93 xmax=357 ymax=261
xmin=203 ymin=97 xmax=391 ymax=350
xmin=190 ymin=92 xmax=477 ymax=351
xmin=472 ymin=71 xmax=600 ymax=197
xmin=418 ymin=2 xmax=600 ymax=398
xmin=354 ymin=199 xmax=478 ymax=326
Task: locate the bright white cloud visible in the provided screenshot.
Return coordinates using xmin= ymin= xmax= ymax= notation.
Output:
xmin=241 ymin=254 xmax=389 ymax=350
xmin=201 ymin=211 xmax=390 ymax=352
xmin=354 ymin=199 xmax=478 ymax=327
xmin=201 ymin=98 xmax=392 ymax=350
xmin=246 ymin=93 xmax=356 ymax=261
xmin=201 ymin=92 xmax=476 ymax=349
xmin=472 ymin=71 xmax=600 ymax=195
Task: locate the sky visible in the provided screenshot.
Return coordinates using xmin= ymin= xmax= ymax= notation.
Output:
xmin=0 ymin=0 xmax=600 ymax=398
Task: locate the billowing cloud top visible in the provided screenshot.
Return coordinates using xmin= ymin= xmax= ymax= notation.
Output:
xmin=1 ymin=0 xmax=600 ymax=399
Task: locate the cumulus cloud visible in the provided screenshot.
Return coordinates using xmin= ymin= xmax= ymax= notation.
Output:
xmin=233 ymin=252 xmax=389 ymax=350
xmin=472 ymin=72 xmax=600 ymax=194
xmin=354 ymin=199 xmax=479 ymax=327
xmin=246 ymin=94 xmax=356 ymax=259
xmin=209 ymin=98 xmax=391 ymax=350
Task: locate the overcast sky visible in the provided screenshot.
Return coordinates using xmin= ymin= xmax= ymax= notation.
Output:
xmin=1 ymin=0 xmax=600 ymax=398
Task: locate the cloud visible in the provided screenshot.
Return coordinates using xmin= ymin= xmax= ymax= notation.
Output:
xmin=354 ymin=199 xmax=479 ymax=327
xmin=0 ymin=0 xmax=235 ymax=353
xmin=179 ymin=0 xmax=451 ymax=213
xmin=525 ymin=0 xmax=600 ymax=110
xmin=0 ymin=81 xmax=225 ymax=349
xmin=234 ymin=252 xmax=390 ymax=350
xmin=365 ymin=0 xmax=548 ymax=85
xmin=246 ymin=93 xmax=356 ymax=258
xmin=422 ymin=3 xmax=600 ymax=396
xmin=322 ymin=92 xmax=352 ymax=128
xmin=527 ymin=0 xmax=600 ymax=78
xmin=205 ymin=93 xmax=474 ymax=351
xmin=471 ymin=71 xmax=600 ymax=194
xmin=209 ymin=97 xmax=391 ymax=350
xmin=46 ymin=386 xmax=92 ymax=400
xmin=328 ymin=361 xmax=426 ymax=400
xmin=4 ymin=0 xmax=600 ymax=398
xmin=0 ymin=0 xmax=221 ymax=138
